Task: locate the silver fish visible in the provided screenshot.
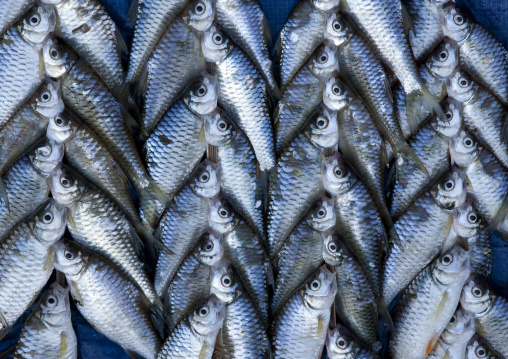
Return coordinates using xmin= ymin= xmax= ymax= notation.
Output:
xmin=442 ymin=5 xmax=508 ymax=106
xmin=268 ymin=107 xmax=339 ymax=258
xmin=278 ymin=0 xmax=340 ymax=90
xmin=466 ymin=335 xmax=501 ymax=359
xmin=54 ymin=240 xmax=162 ymax=359
xmin=0 ymin=200 xmax=66 ymax=339
xmin=0 ymin=0 xmax=36 ymax=36
xmin=141 ymin=0 xmax=213 ymax=137
xmin=383 ymin=167 xmax=467 ymax=307
xmin=325 ymin=324 xmax=380 ymax=359
xmin=389 ymin=246 xmax=471 ymax=358
xmin=0 ymin=140 xmax=63 ymax=241
xmin=460 ymin=277 xmax=508 ymax=358
xmin=165 ymin=231 xmax=223 ymax=330
xmin=126 ymin=0 xmax=188 ymax=84
xmin=158 ymin=294 xmax=225 ymax=359
xmin=210 ymin=260 xmax=272 ymax=359
xmin=0 ymin=6 xmax=55 ymax=127
xmin=154 ymin=160 xmax=220 ymax=297
xmin=14 ymin=282 xmax=77 ymax=359
xmin=272 ymin=196 xmax=335 ymax=315
xmin=271 ymin=265 xmax=337 ymax=359
xmin=322 ymin=152 xmax=386 ymax=297
xmin=201 ymin=23 xmax=275 ymax=171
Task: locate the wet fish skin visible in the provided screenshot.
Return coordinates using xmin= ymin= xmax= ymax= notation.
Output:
xmin=54 ymin=240 xmax=161 ymax=359
xmin=201 ymin=24 xmax=275 ymax=171
xmin=271 ymin=265 xmax=337 ymax=359
xmin=0 ymin=140 xmax=63 ymax=241
xmin=158 ymin=294 xmax=225 ymax=359
xmin=326 ymin=324 xmax=380 ymax=359
xmin=14 ymin=282 xmax=77 ymax=359
xmin=442 ymin=5 xmax=508 ymax=106
xmin=383 ymin=167 xmax=467 ymax=307
xmin=272 ymin=196 xmax=335 ymax=315
xmin=154 ymin=160 xmax=220 ymax=298
xmin=466 ymin=335 xmax=500 ymax=359
xmin=0 ymin=200 xmax=66 ymax=340
xmin=0 ymin=0 xmax=35 ymax=36
xmin=460 ymin=277 xmax=508 ymax=357
xmin=389 ymin=246 xmax=471 ymax=359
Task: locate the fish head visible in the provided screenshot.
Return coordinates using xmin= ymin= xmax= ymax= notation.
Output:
xmin=201 ymin=24 xmax=232 ymax=62
xmin=32 ymin=80 xmax=65 ymax=118
xmin=322 ymin=231 xmax=345 ymax=267
xmin=303 ymin=265 xmax=337 ymax=310
xmin=467 ymin=336 xmax=494 ymax=359
xmin=447 ymin=70 xmax=476 ymax=103
xmin=322 ymin=152 xmax=354 ymax=196
xmin=30 ymin=139 xmax=64 ymax=175
xmin=208 ymin=195 xmax=237 ymax=234
xmin=39 ymin=0 xmax=64 ymax=4
xmin=196 ymin=231 xmax=224 ymax=266
xmin=190 ymin=160 xmax=220 ymax=198
xmin=189 ymin=294 xmax=226 ymax=337
xmin=311 ymin=0 xmax=340 ymax=12
xmin=324 ymin=12 xmax=350 ymax=47
xmin=426 ymin=41 xmax=459 ymax=79
xmin=460 ymin=276 xmax=492 ymax=316
xmin=21 ymin=6 xmax=56 ymax=44
xmin=440 ymin=308 xmax=475 ymax=346
xmin=308 ymin=196 xmax=336 ymax=232
xmin=442 ymin=5 xmax=471 ymax=42
xmin=307 ymin=107 xmax=339 ymax=149
xmin=432 ymin=100 xmax=462 ymax=138
xmin=204 ymin=109 xmax=233 ymax=146
xmin=326 ymin=325 xmax=359 ymax=358
xmin=39 ymin=283 xmax=71 ymax=329
xmin=210 ymin=259 xmax=241 ymax=304
xmin=49 ymin=164 xmax=83 ymax=205
xmin=53 ymin=240 xmax=88 ymax=279
xmin=33 ymin=199 xmax=67 ymax=243
xmin=43 ymin=39 xmax=78 ymax=79
xmin=184 ymin=0 xmax=214 ymax=32
xmin=433 ymin=167 xmax=467 ymax=210
xmin=184 ymin=72 xmax=218 ymax=115
xmin=453 ymin=200 xmax=483 ymax=238
xmin=309 ymin=43 xmax=339 ymax=79
xmin=433 ymin=245 xmax=471 ymax=287
xmin=323 ymin=76 xmax=351 ymax=111
xmin=449 ymin=129 xmax=479 ymax=167
xmin=47 ymin=109 xmax=80 ymax=143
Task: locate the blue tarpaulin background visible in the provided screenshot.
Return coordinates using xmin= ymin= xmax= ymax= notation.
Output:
xmin=0 ymin=0 xmax=507 ymax=358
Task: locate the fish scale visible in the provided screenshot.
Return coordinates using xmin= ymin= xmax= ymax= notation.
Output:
xmin=468 ymin=228 xmax=492 ymax=280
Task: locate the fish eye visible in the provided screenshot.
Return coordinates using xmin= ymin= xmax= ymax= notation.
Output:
xmin=29 ymin=14 xmax=41 ymax=26
xmin=332 ymin=84 xmax=343 ymax=95
xmin=46 ymin=295 xmax=57 ymax=306
xmin=316 ymin=116 xmax=328 ymax=129
xmin=443 ymin=179 xmax=455 ymax=191
xmin=218 ymin=207 xmax=229 ymax=218
xmin=195 ymin=2 xmax=206 ymax=15
xmin=198 ymin=306 xmax=209 ymax=317
xmin=55 ymin=117 xmax=65 ymax=126
xmin=60 ymin=176 xmax=72 ymax=188
xmin=476 ymin=347 xmax=486 ymax=357
xmin=445 ymin=110 xmax=453 ymax=120
xmin=49 ymin=47 xmax=61 ymax=60
xmin=472 ymin=286 xmax=483 ymax=297
xmin=42 ymin=212 xmax=53 ymax=224
xmin=453 ymin=14 xmax=464 ymax=25
xmin=316 ymin=207 xmax=327 ymax=219
xmin=201 ymin=240 xmax=214 ymax=252
xmin=310 ymin=279 xmax=321 ymax=291
xmin=439 ymin=50 xmax=448 ymax=61
xmin=336 ymin=337 xmax=348 ymax=349
xmin=213 ymin=33 xmax=223 ymax=45
xmin=333 ymin=165 xmax=345 ymax=178
xmin=441 ymin=254 xmax=453 ymax=266
xmin=468 ymin=212 xmax=479 ymax=224
xmin=317 ymin=52 xmax=328 ymax=64
xmin=199 ymin=171 xmax=210 ymax=182
xmin=327 ymin=241 xmax=338 ymax=253
xmin=40 ymin=91 xmax=51 ymax=102
xmin=463 ymin=137 xmax=474 ymax=148
xmin=64 ymin=250 xmax=75 ymax=260
xmin=332 ymin=20 xmax=341 ymax=31
xmin=217 ymin=119 xmax=228 ymax=132
xmin=194 ymin=84 xmax=207 ymax=97
xmin=221 ymin=274 xmax=233 ymax=287
xmin=449 ymin=315 xmax=456 ymax=324
xmin=458 ymin=77 xmax=469 ymax=88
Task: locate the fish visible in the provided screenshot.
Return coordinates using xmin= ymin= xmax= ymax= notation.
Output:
xmin=53 ymin=239 xmax=162 ymax=359
xmin=389 ymin=245 xmax=471 ymax=359
xmin=325 ymin=324 xmax=380 ymax=359
xmin=141 ymin=0 xmax=213 ymax=137
xmin=164 ymin=231 xmax=224 ymax=330
xmin=271 ymin=265 xmax=337 ymax=359
xmin=143 ymin=73 xmax=216 ymax=229
xmin=466 ymin=335 xmax=501 ymax=359
xmin=341 ymin=0 xmax=444 ymax=132
xmin=442 ymin=5 xmax=508 ymax=106
xmin=272 ymin=196 xmax=335 ymax=315
xmin=201 ymin=23 xmax=275 ymax=171
xmin=383 ymin=167 xmax=467 ymax=307
xmin=210 ymin=260 xmax=272 ymax=359
xmin=41 ymin=0 xmax=126 ymax=97
xmin=0 ymin=200 xmax=66 ymax=340
xmin=321 ymin=152 xmax=386 ymax=297
xmin=268 ymin=107 xmax=339 ymax=258
xmin=49 ymin=163 xmax=162 ymax=311
xmin=323 ymin=232 xmax=380 ymax=351
xmin=446 ymin=70 xmax=508 ymax=168
xmin=14 ymin=282 xmax=77 ymax=359
xmin=0 ymin=139 xmax=63 ymax=241
xmin=278 ymin=0 xmax=340 ymax=90
xmin=0 ymin=5 xmax=55 ymax=127
xmin=126 ymin=0 xmax=188 ymax=84
xmin=215 ymin=0 xmax=278 ymax=95
xmin=460 ymin=277 xmax=508 ymax=358
xmin=0 ymin=0 xmax=36 ymax=36
xmin=390 ymin=99 xmax=461 ymax=219
xmin=154 ymin=160 xmax=220 ymax=298
xmin=274 ymin=43 xmax=339 ymax=153
xmin=208 ymin=195 xmax=271 ymax=326
xmin=426 ymin=308 xmax=475 ymax=359
xmin=205 ymin=108 xmax=265 ymax=241
xmin=158 ymin=294 xmax=225 ymax=359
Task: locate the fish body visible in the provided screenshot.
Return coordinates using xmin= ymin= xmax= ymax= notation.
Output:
xmin=326 ymin=325 xmax=380 ymax=359
xmin=468 ymin=228 xmax=492 ymax=280
xmin=14 ymin=283 xmax=77 ymax=359
xmin=0 ymin=0 xmax=35 ymax=36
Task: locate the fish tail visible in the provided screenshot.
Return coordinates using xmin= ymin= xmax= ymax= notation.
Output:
xmin=377 ymin=297 xmax=394 ymax=334
xmin=138 ymin=182 xmax=170 ymax=231
xmin=147 ymin=295 xmax=167 ymax=339
xmin=0 ymin=178 xmax=9 ymax=211
xmin=405 ymin=87 xmax=444 ymax=134
xmin=134 ymin=221 xmax=173 ymax=255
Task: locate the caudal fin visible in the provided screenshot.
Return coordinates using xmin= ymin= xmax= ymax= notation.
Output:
xmin=138 ymin=182 xmax=169 ymax=232
xmin=405 ymin=87 xmax=444 ymax=134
